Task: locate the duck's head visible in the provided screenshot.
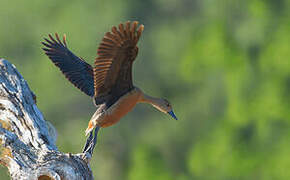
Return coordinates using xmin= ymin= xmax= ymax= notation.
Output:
xmin=152 ymin=98 xmax=178 ymax=120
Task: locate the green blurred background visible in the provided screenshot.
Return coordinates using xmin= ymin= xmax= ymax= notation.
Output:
xmin=0 ymin=0 xmax=290 ymax=179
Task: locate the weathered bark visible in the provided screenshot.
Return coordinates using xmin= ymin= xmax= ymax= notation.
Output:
xmin=0 ymin=59 xmax=94 ymax=180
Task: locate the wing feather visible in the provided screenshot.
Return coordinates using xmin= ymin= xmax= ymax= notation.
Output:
xmin=42 ymin=33 xmax=94 ymax=97
xmin=93 ymin=21 xmax=144 ymax=103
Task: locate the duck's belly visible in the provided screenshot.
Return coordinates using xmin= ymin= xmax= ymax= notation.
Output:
xmin=99 ymin=90 xmax=140 ymax=127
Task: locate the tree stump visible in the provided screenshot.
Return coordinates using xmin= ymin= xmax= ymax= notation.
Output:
xmin=0 ymin=59 xmax=94 ymax=180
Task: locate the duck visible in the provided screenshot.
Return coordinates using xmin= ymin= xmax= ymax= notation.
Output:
xmin=42 ymin=21 xmax=177 ymax=155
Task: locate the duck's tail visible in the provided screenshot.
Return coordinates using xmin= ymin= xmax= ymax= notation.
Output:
xmin=85 ymin=120 xmax=95 ymax=136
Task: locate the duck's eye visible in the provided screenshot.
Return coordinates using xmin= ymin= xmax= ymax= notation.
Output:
xmin=166 ymin=103 xmax=170 ymax=107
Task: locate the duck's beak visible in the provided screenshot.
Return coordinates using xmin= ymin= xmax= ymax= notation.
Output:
xmin=168 ymin=110 xmax=178 ymax=120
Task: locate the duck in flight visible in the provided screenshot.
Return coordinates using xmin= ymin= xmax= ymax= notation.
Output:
xmin=42 ymin=21 xmax=177 ymax=155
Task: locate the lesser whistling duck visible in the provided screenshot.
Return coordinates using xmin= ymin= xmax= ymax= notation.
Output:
xmin=42 ymin=21 xmax=177 ymax=154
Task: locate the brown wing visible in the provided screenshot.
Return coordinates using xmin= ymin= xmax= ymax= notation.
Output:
xmin=93 ymin=21 xmax=144 ymax=102
xmin=42 ymin=33 xmax=94 ymax=97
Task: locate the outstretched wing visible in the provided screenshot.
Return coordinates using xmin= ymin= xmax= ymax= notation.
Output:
xmin=42 ymin=33 xmax=94 ymax=97
xmin=94 ymin=21 xmax=144 ymax=103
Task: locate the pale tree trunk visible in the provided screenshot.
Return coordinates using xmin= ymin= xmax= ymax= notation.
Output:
xmin=0 ymin=59 xmax=94 ymax=180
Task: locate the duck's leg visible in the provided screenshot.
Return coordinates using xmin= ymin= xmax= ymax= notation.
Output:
xmin=82 ymin=131 xmax=93 ymax=153
xmin=83 ymin=126 xmax=100 ymax=155
xmin=87 ymin=126 xmax=100 ymax=155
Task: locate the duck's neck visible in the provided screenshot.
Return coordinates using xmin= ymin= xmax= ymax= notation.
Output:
xmin=139 ymin=91 xmax=161 ymax=107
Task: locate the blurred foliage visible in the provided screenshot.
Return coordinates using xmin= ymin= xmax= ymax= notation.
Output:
xmin=0 ymin=0 xmax=290 ymax=179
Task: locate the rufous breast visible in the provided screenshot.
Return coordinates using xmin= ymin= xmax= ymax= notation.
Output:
xmin=98 ymin=88 xmax=141 ymax=127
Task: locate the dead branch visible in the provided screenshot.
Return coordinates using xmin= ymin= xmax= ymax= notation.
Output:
xmin=0 ymin=59 xmax=94 ymax=180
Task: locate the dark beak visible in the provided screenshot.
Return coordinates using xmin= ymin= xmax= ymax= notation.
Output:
xmin=168 ymin=110 xmax=178 ymax=120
